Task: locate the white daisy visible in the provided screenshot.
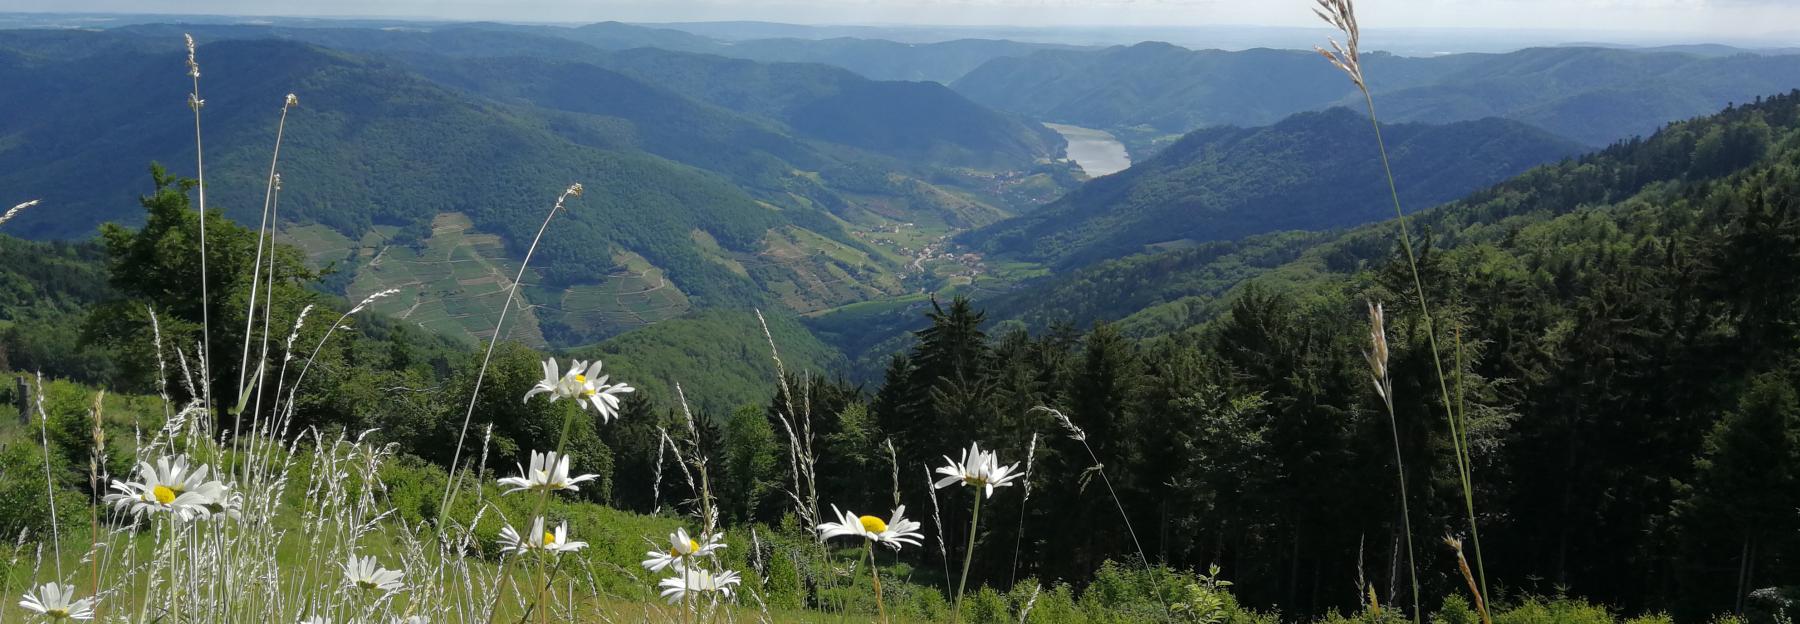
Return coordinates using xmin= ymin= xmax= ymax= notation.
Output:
xmin=498 ymin=517 xmax=588 ymax=555
xmin=933 ymin=442 xmax=1023 ymax=499
xmin=496 ymin=450 xmax=597 ymax=494
xmin=640 ymin=527 xmax=725 ymax=572
xmin=103 ymin=455 xmax=230 ymax=520
xmin=816 ymin=504 xmax=925 ymax=551
xmin=343 ymin=554 xmax=405 ymax=593
xmin=522 ymin=358 xmax=635 ymax=422
xmin=658 ymin=569 xmax=742 ymax=604
xmin=19 ymin=583 xmax=95 ymax=620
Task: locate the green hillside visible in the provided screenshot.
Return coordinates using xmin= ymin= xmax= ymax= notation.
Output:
xmin=0 ymin=31 xmax=1074 ymax=348
xmin=963 ymin=108 xmax=1585 ymax=268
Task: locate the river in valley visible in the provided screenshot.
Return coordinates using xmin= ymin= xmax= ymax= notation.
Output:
xmin=1044 ymin=122 xmax=1131 ymax=177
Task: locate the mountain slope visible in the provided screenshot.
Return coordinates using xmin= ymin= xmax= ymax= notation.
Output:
xmin=963 ymin=108 xmax=1585 ymax=268
xmin=978 ymin=91 xmax=1800 ymax=338
xmin=0 ymin=35 xmax=895 ymax=346
xmin=596 ymin=47 xmax=1063 ymax=169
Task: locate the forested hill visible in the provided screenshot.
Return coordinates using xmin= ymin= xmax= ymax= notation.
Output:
xmin=952 ymin=42 xmax=1800 ymax=147
xmin=811 ymin=91 xmax=1800 ymax=617
xmin=962 ymin=107 xmax=1585 ymax=269
xmin=981 ymin=92 xmax=1799 ymax=338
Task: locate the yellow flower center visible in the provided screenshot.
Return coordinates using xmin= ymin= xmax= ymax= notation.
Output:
xmin=47 ymin=608 xmax=69 ymax=618
xmin=543 ymin=532 xmax=557 ymax=546
xmin=670 ymin=539 xmax=700 ymax=557
xmin=153 ymin=485 xmax=177 ymax=505
xmin=357 ymin=579 xmax=378 ymax=590
xmin=575 ymin=374 xmax=587 ymax=383
xmin=859 ymin=515 xmax=888 ymax=534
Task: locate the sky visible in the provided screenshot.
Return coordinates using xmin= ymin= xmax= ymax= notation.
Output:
xmin=10 ymin=0 xmax=1800 ymax=41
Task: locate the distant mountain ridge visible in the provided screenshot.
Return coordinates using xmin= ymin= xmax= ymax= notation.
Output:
xmin=952 ymin=42 xmax=1800 ymax=147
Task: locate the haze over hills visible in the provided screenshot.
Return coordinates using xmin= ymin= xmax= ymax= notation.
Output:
xmin=953 ymin=42 xmax=1800 ymax=149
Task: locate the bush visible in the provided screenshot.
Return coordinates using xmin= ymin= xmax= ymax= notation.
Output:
xmin=965 ymin=585 xmax=1010 ymax=623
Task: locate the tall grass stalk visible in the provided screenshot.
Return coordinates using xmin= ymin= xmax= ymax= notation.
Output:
xmin=1366 ymin=301 xmax=1421 ymax=621
xmin=1009 ymin=432 xmax=1037 ymax=587
xmin=757 ymin=309 xmax=820 ymax=531
xmin=32 ymin=375 xmax=62 ymax=578
xmin=184 ymin=34 xmax=214 ymax=419
xmin=1312 ymin=0 xmax=1490 ymax=615
xmin=440 ymin=182 xmax=583 ymax=520
xmin=232 ymin=94 xmax=299 ymax=472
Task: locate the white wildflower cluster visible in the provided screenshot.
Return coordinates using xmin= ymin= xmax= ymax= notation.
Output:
xmin=524 ymin=358 xmax=635 ymax=422
xmin=640 ymin=528 xmax=739 ymax=604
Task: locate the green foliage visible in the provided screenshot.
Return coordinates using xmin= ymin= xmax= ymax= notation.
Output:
xmin=964 ymin=585 xmax=1011 ymax=623
xmin=722 ymin=405 xmax=780 ymax=523
xmin=571 ymin=308 xmax=843 ymax=416
xmin=764 ymin=547 xmax=805 ymax=610
xmin=1492 ymin=597 xmax=1617 ymax=624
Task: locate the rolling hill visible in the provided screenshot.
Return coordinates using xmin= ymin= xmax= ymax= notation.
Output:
xmin=0 ymin=34 xmax=914 ymax=347
xmin=961 ymin=107 xmax=1586 ymax=268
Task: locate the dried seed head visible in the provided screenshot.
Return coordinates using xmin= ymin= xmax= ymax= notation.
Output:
xmin=0 ymin=200 xmax=40 ymax=227
xmin=1313 ymin=0 xmax=1365 ymax=89
xmin=1044 ymin=407 xmax=1086 ymax=442
xmin=553 ymin=182 xmax=584 ymax=213
xmin=285 ymin=93 xmax=299 ymax=107
xmin=1364 ymin=301 xmax=1391 ymax=401
xmin=273 ymin=173 xmax=282 ymax=191
xmin=184 ymin=34 xmax=200 ymax=78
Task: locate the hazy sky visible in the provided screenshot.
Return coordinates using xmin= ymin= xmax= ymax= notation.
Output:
xmin=14 ymin=0 xmax=1800 ymax=39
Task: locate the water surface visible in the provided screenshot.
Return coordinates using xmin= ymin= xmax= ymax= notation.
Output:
xmin=1044 ymin=122 xmax=1131 ymax=177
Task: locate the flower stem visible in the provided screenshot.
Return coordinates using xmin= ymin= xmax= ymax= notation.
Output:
xmin=954 ymin=491 xmax=982 ymax=622
xmin=866 ymin=541 xmax=888 ymax=624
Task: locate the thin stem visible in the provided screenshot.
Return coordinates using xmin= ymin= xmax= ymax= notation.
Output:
xmin=1360 ymin=89 xmax=1484 ymax=623
xmin=33 ymin=376 xmax=61 ymax=577
xmin=189 ymin=41 xmax=213 ymax=423
xmin=441 ymin=184 xmax=579 ymax=521
xmin=954 ymin=491 xmax=982 ymax=622
xmin=232 ymin=99 xmax=293 ymax=473
xmin=1380 ymin=396 xmax=1421 ymax=621
xmin=866 ymin=541 xmax=887 ymax=624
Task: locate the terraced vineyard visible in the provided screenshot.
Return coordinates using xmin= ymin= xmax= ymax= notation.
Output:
xmin=286 ymin=213 xmax=691 ymax=348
